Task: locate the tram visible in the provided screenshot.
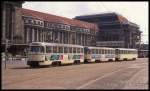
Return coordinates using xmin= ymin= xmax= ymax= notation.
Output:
xmin=115 ymin=48 xmax=138 ymax=61
xmin=84 ymin=47 xmax=116 ymax=63
xmin=27 ymin=42 xmax=84 ymax=67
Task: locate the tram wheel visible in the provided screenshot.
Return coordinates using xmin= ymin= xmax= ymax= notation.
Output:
xmin=95 ymin=60 xmax=100 ymax=63
xmin=74 ymin=60 xmax=80 ymax=64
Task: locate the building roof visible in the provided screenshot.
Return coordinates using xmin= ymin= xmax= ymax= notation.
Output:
xmin=117 ymin=15 xmax=128 ymax=24
xmin=75 ymin=12 xmax=116 ymax=18
xmin=21 ymin=8 xmax=98 ymax=30
xmin=75 ymin=12 xmax=139 ymax=28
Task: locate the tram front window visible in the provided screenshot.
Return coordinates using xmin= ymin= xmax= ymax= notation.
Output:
xmin=30 ymin=46 xmax=44 ymax=53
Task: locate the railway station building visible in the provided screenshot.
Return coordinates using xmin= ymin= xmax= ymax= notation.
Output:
xmin=75 ymin=13 xmax=142 ymax=49
xmin=2 ymin=1 xmax=142 ymax=56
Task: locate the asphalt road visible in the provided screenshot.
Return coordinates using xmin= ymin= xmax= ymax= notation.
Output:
xmin=2 ymin=58 xmax=148 ymax=89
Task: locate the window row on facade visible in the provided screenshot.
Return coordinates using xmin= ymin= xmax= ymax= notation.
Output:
xmin=23 ymin=17 xmax=96 ymax=35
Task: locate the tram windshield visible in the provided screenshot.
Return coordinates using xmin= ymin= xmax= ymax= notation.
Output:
xmin=29 ymin=46 xmax=45 ymax=53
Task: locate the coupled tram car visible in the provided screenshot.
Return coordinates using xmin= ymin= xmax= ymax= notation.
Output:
xmin=27 ymin=42 xmax=84 ymax=67
xmin=27 ymin=42 xmax=138 ymax=67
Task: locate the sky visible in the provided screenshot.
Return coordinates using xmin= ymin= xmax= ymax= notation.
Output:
xmin=23 ymin=1 xmax=148 ymax=44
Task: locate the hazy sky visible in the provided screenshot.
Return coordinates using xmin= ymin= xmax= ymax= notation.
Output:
xmin=23 ymin=1 xmax=148 ymax=44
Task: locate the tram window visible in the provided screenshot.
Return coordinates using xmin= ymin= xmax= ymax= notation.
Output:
xmin=113 ymin=50 xmax=115 ymax=54
xmin=119 ymin=50 xmax=122 ymax=54
xmin=64 ymin=47 xmax=68 ymax=53
xmin=111 ymin=50 xmax=113 ymax=54
xmin=69 ymin=47 xmax=72 ymax=53
xmin=104 ymin=50 xmax=107 ymax=54
xmin=94 ymin=49 xmax=96 ymax=54
xmin=122 ymin=50 xmax=124 ymax=54
xmin=77 ymin=48 xmax=80 ymax=53
xmin=92 ymin=49 xmax=94 ymax=54
xmin=46 ymin=46 xmax=52 ymax=53
xmin=96 ymin=49 xmax=98 ymax=54
xmin=111 ymin=50 xmax=114 ymax=54
xmin=102 ymin=49 xmax=104 ymax=54
xmin=107 ymin=50 xmax=109 ymax=54
xmin=73 ymin=48 xmax=76 ymax=53
xmin=121 ymin=50 xmax=122 ymax=54
xmin=109 ymin=50 xmax=111 ymax=54
xmin=103 ymin=50 xmax=105 ymax=54
xmin=53 ymin=46 xmax=57 ymax=53
xmin=92 ymin=49 xmax=96 ymax=54
xmin=107 ymin=50 xmax=110 ymax=54
xmin=108 ymin=50 xmax=110 ymax=54
xmin=110 ymin=50 xmax=112 ymax=54
xmin=106 ymin=50 xmax=108 ymax=54
xmin=58 ymin=46 xmax=63 ymax=53
xmin=93 ymin=49 xmax=95 ymax=54
xmin=99 ymin=49 xmax=101 ymax=54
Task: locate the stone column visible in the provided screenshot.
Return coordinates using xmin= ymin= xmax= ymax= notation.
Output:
xmin=32 ymin=28 xmax=34 ymax=42
xmin=37 ymin=29 xmax=39 ymax=42
xmin=26 ymin=27 xmax=29 ymax=43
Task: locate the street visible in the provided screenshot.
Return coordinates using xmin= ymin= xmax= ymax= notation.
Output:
xmin=2 ymin=58 xmax=148 ymax=89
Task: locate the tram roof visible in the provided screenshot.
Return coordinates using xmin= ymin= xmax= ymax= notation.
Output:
xmin=86 ymin=46 xmax=115 ymax=50
xmin=29 ymin=42 xmax=84 ymax=48
xmin=115 ymin=48 xmax=137 ymax=51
